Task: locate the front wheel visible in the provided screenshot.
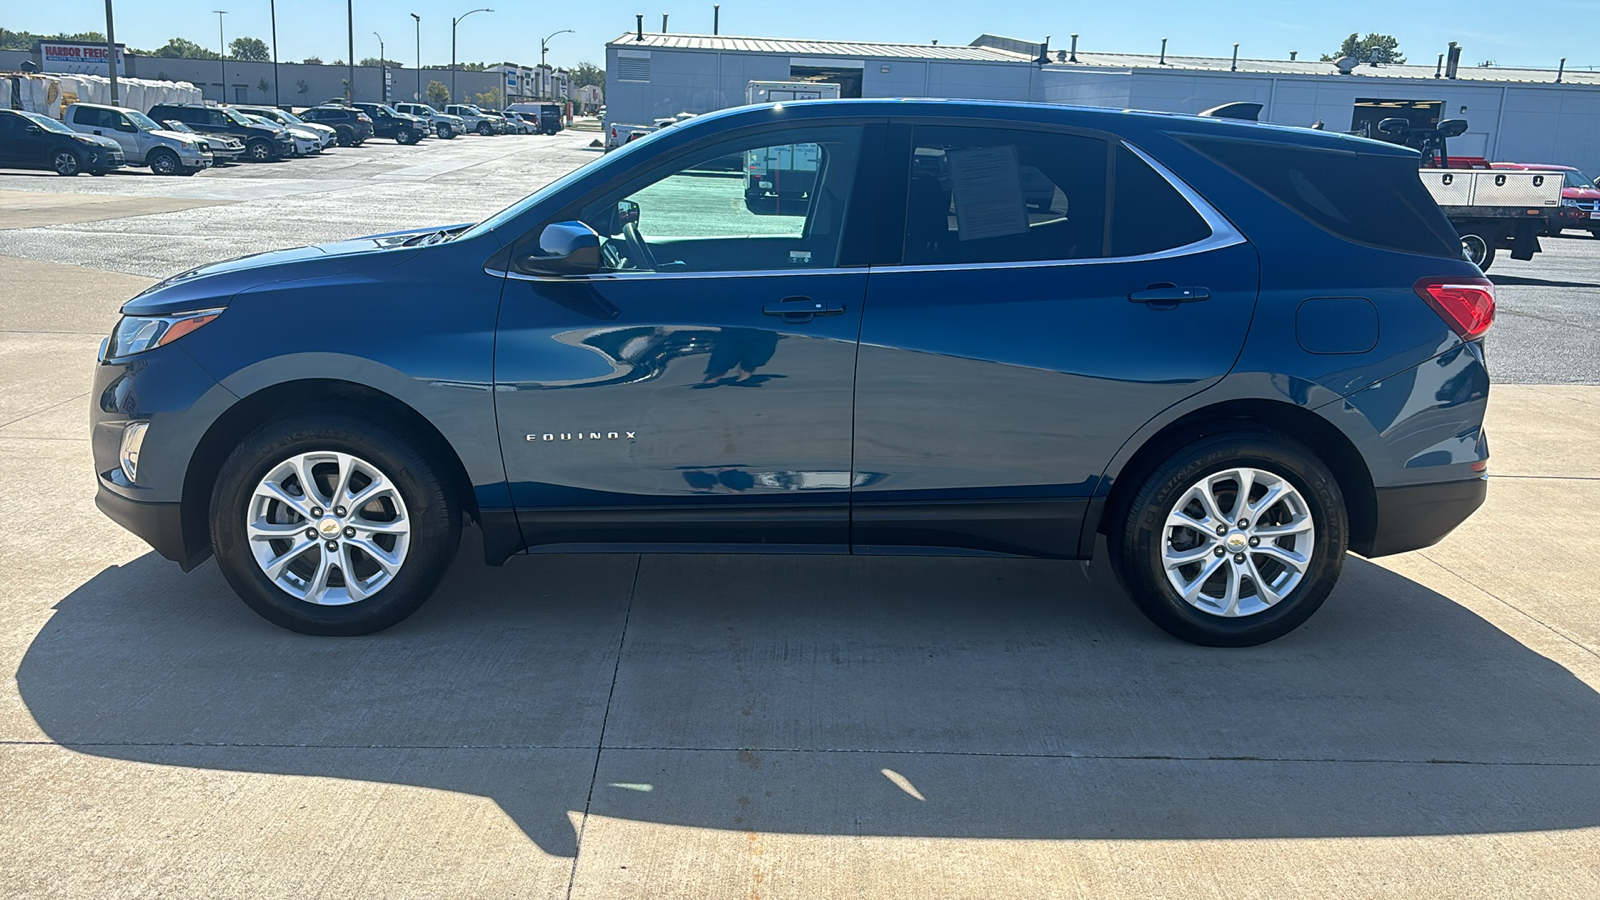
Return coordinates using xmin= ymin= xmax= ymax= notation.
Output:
xmin=246 ymin=138 xmax=274 ymax=162
xmin=477 ymin=122 xmax=493 ymax=136
xmin=1110 ymin=431 xmax=1348 ymax=647
xmin=395 ymin=127 xmax=416 ymax=145
xmin=52 ymin=150 xmax=82 ymax=176
xmin=148 ymin=149 xmax=181 ymax=175
xmin=438 ymin=124 xmax=455 ymax=139
xmin=1460 ymin=232 xmax=1495 ymax=271
xmin=210 ymin=413 xmax=462 ymax=635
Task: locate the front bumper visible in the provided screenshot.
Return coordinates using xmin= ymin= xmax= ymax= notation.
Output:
xmin=96 ymin=486 xmax=208 ymax=569
xmin=1356 ymin=476 xmax=1488 ymax=557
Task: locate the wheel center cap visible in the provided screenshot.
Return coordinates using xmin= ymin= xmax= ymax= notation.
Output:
xmin=317 ymin=517 xmax=342 ymax=537
xmin=1224 ymin=532 xmax=1248 ymax=553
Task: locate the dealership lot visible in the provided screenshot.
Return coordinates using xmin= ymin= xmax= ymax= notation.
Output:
xmin=3 ymin=134 xmax=1600 ymax=897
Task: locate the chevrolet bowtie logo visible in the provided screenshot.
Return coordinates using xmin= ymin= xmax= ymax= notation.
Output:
xmin=527 ymin=431 xmax=637 ymax=442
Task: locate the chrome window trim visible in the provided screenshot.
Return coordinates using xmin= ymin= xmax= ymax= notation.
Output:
xmin=486 ymin=140 xmax=1246 ymax=283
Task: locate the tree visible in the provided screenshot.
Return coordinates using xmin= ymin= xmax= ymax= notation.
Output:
xmin=0 ymin=28 xmax=107 ymax=51
xmin=571 ymin=61 xmax=604 ymax=89
xmin=472 ymin=87 xmax=504 ymax=108
xmin=302 ymin=56 xmax=324 ymax=65
xmin=257 ymin=77 xmax=271 ymax=93
xmin=1321 ymin=33 xmax=1404 ymax=65
xmin=230 ymin=36 xmax=270 ymax=61
xmin=149 ymin=37 xmax=221 ymax=60
xmin=425 ymin=80 xmax=450 ymax=107
xmin=358 ymin=57 xmax=403 ymax=67
xmin=296 ymin=79 xmax=311 ymax=99
xmin=458 ymin=61 xmax=488 ymax=71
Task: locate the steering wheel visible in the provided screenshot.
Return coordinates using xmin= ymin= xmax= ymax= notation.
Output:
xmin=621 ymin=221 xmax=659 ymax=272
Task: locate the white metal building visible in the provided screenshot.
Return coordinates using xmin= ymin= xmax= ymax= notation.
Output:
xmin=604 ymin=31 xmax=1600 ymax=174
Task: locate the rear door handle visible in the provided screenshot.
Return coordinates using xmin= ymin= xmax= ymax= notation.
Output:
xmin=1129 ymin=285 xmax=1210 ymax=306
xmin=763 ymin=296 xmax=844 ymax=322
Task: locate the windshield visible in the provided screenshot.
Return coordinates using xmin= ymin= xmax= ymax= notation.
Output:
xmin=162 ymin=120 xmax=194 ymax=133
xmin=459 ymin=125 xmax=678 ymax=241
xmin=277 ymin=111 xmax=307 ymax=125
xmin=126 ymin=110 xmax=163 ymax=131
xmin=414 ymin=105 xmax=440 ymax=115
xmin=1565 ymin=171 xmax=1596 ymax=190
xmin=221 ymin=108 xmax=255 ymax=126
xmin=20 ymin=111 xmax=75 ymax=135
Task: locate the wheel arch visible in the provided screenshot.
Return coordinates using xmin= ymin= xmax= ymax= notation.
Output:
xmin=1095 ymin=398 xmax=1378 ymax=556
xmin=180 ymin=379 xmax=480 ymax=566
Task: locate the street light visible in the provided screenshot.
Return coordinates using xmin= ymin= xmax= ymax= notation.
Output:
xmin=451 ymin=7 xmax=492 ymax=103
xmin=270 ymin=0 xmax=280 ymax=107
xmin=103 ymin=0 xmax=119 ymax=104
xmin=373 ymin=31 xmax=384 ymax=101
xmin=213 ymin=10 xmax=228 ymax=104
xmin=410 ymin=13 xmax=421 ymax=102
xmin=540 ymin=28 xmax=573 ymax=100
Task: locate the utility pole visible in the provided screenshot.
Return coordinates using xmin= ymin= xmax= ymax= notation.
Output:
xmin=347 ymin=0 xmax=355 ymax=101
xmin=213 ymin=10 xmax=228 ymax=103
xmin=540 ymin=29 xmax=573 ymax=100
xmin=270 ymin=0 xmax=281 ymax=107
xmin=451 ymin=8 xmax=493 ymax=102
xmin=411 ymin=13 xmax=421 ymax=101
xmin=103 ymin=0 xmax=119 ymax=104
xmin=374 ymin=32 xmax=385 ymax=101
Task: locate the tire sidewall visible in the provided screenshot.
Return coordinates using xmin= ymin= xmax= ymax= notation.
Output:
xmin=210 ymin=415 xmax=460 ymax=636
xmin=1115 ymin=432 xmax=1347 ymax=647
xmin=247 ymin=139 xmax=272 ymax=162
xmin=150 ymin=150 xmax=178 ymax=175
xmin=54 ymin=150 xmax=81 ymax=175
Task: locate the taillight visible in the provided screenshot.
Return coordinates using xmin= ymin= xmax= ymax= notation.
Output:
xmin=1413 ymin=277 xmax=1495 ymax=340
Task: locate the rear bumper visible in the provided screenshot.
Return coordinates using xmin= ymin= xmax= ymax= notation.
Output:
xmin=1355 ymin=476 xmax=1487 ymax=558
xmin=96 ymin=485 xmax=209 ymax=570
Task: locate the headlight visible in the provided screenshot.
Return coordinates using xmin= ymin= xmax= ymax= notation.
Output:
xmin=105 ymin=308 xmax=224 ymax=359
xmin=119 ymin=421 xmax=149 ymax=483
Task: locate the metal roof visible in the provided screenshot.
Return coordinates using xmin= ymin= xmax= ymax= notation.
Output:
xmin=1042 ymin=51 xmax=1600 ymax=86
xmin=608 ymin=32 xmax=1036 ymax=62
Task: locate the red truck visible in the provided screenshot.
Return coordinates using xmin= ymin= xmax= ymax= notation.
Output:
xmin=1490 ymin=163 xmax=1600 ymax=238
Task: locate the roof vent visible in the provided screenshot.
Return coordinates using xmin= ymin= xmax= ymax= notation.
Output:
xmin=1332 ymin=56 xmax=1358 ymax=75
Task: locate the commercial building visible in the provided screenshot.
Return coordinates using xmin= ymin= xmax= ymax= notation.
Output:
xmin=604 ymin=31 xmax=1600 ymax=173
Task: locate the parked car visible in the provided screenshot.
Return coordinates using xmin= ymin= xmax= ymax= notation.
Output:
xmin=295 ymin=106 xmax=374 ymax=146
xmin=1491 ymin=163 xmax=1600 ymax=237
xmin=90 ymin=99 xmax=1493 ymax=646
xmin=393 ymin=102 xmax=465 ymax=139
xmin=158 ymin=120 xmax=244 ymax=165
xmin=604 ymin=121 xmax=657 ymax=151
xmin=509 ymin=101 xmax=564 ymax=134
xmin=233 ymin=106 xmax=338 ymax=150
xmin=351 ymin=103 xmax=427 ymax=145
xmin=241 ymin=114 xmax=321 ymax=157
xmin=146 ymin=103 xmax=293 ymax=162
xmin=62 ymin=103 xmax=210 ymax=176
xmin=0 ymin=108 xmax=124 ymax=175
xmin=487 ymin=109 xmax=532 ymax=134
xmin=445 ymin=104 xmax=501 ymax=135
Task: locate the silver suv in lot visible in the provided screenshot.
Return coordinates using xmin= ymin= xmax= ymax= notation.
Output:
xmin=393 ymin=103 xmax=466 ymax=139
xmin=62 ymin=103 xmax=211 ymax=175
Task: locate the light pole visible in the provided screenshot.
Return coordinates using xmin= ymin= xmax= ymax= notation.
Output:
xmin=213 ymin=10 xmax=228 ymax=104
xmin=451 ymin=7 xmax=492 ymax=103
xmin=373 ymin=32 xmax=385 ymax=101
xmin=103 ymin=0 xmax=119 ymax=103
xmin=540 ymin=28 xmax=573 ymax=100
xmin=410 ymin=13 xmax=421 ymax=101
xmin=346 ymin=0 xmax=355 ymax=102
xmin=270 ymin=0 xmax=280 ymax=107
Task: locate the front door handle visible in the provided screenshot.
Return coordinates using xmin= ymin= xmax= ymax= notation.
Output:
xmin=762 ymin=296 xmax=844 ymax=323
xmin=1129 ymin=285 xmax=1210 ymax=308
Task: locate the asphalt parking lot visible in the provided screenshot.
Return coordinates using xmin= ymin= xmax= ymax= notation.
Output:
xmin=3 ymin=132 xmax=1600 ymax=898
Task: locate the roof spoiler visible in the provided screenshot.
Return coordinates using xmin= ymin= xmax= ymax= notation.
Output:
xmin=1198 ymin=102 xmax=1263 ymax=122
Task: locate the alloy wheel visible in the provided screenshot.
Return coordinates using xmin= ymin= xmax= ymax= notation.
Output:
xmin=53 ymin=151 xmax=80 ymax=175
xmin=246 ymin=451 xmax=411 ymax=606
xmin=1160 ymin=467 xmax=1315 ymax=618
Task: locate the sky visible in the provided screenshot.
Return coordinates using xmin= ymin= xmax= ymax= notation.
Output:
xmin=7 ymin=0 xmax=1599 ymax=73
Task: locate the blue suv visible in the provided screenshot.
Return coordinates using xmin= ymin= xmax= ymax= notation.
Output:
xmin=91 ymin=100 xmax=1493 ymax=645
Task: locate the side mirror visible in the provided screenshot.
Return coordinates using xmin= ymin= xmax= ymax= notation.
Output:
xmin=118 ymin=122 xmax=138 ymax=132
xmin=1437 ymin=119 xmax=1469 ymax=138
xmin=610 ymin=199 xmax=641 ymax=235
xmin=522 ymin=221 xmax=601 ymax=276
xmin=1377 ymin=117 xmax=1410 ymax=136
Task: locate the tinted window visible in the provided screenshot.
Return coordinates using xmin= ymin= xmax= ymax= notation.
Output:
xmin=903 ymin=125 xmax=1108 ymax=266
xmin=1181 ymin=135 xmax=1460 ymax=258
xmin=1110 ymin=146 xmax=1213 ymax=257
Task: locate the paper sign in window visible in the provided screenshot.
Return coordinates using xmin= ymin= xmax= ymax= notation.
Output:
xmin=946 ymin=145 xmax=1030 ymax=242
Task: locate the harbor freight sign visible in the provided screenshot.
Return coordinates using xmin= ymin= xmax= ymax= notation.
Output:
xmin=38 ymin=42 xmax=126 ymax=76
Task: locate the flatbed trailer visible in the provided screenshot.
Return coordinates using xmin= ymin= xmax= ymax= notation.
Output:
xmin=1419 ymin=169 xmax=1563 ymax=270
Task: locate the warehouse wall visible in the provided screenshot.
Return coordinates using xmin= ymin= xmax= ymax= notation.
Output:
xmin=123 ymin=57 xmax=503 ymax=110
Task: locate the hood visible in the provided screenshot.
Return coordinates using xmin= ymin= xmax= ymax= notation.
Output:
xmin=150 ymin=128 xmax=202 ymax=146
xmin=77 ymin=133 xmax=123 ymax=151
xmin=441 ymin=114 xmax=465 ymax=124
xmin=120 ymin=225 xmax=472 ymax=316
xmin=1564 ymin=186 xmax=1600 ymax=201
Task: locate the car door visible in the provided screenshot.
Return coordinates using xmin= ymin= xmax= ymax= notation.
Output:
xmin=493 ymin=121 xmax=882 ymax=551
xmin=850 ymin=121 xmax=1260 ymax=558
xmin=0 ymin=113 xmax=25 ymax=167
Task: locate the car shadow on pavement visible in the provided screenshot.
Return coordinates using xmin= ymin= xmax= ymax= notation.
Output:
xmin=17 ymin=539 xmax=1600 ymax=857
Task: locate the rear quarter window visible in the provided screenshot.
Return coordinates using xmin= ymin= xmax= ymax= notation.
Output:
xmin=1179 ymin=135 xmax=1461 ymax=258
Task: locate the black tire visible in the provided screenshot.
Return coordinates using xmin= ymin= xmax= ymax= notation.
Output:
xmin=210 ymin=413 xmax=462 ymax=636
xmin=246 ymin=138 xmax=275 ymax=162
xmin=52 ymin=149 xmax=82 ymax=176
xmin=335 ymin=125 xmax=354 ymax=147
xmin=1460 ymin=233 xmax=1495 ymax=271
xmin=477 ymin=122 xmax=493 ymax=136
xmin=438 ymin=125 xmax=455 ymax=139
xmin=1109 ymin=430 xmax=1348 ymax=647
xmin=148 ymin=149 xmax=181 ymax=176
xmin=395 ymin=127 xmax=416 ymax=145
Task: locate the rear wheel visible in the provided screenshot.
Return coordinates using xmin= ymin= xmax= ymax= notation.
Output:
xmin=210 ymin=413 xmax=461 ymax=636
xmin=1110 ymin=431 xmax=1348 ymax=647
xmin=335 ymin=126 xmax=354 ymax=147
xmin=1460 ymin=232 xmax=1495 ymax=271
xmin=52 ymin=150 xmax=82 ymax=176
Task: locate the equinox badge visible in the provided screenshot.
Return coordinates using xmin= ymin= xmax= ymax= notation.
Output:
xmin=527 ymin=431 xmax=637 ymax=442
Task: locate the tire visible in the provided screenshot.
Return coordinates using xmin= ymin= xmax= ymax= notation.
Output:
xmin=52 ymin=149 xmax=82 ymax=176
xmin=438 ymin=125 xmax=455 ymax=139
xmin=210 ymin=412 xmax=462 ymax=636
xmin=246 ymin=138 xmax=274 ymax=162
xmin=1109 ymin=430 xmax=1348 ymax=647
xmin=395 ymin=127 xmax=416 ymax=145
xmin=1460 ymin=232 xmax=1495 ymax=271
xmin=147 ymin=149 xmax=181 ymax=176
xmin=477 ymin=122 xmax=493 ymax=136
